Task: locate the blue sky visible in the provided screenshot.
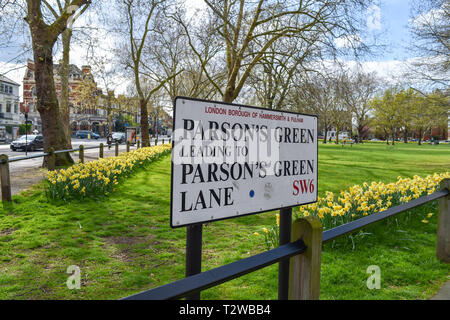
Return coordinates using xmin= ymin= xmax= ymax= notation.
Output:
xmin=378 ymin=0 xmax=413 ymax=61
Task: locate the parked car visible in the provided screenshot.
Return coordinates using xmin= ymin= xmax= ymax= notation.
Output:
xmin=112 ymin=132 xmax=126 ymax=143
xmin=76 ymin=130 xmax=99 ymax=139
xmin=10 ymin=135 xmax=44 ymax=152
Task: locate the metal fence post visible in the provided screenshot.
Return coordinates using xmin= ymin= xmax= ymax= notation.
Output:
xmin=48 ymin=147 xmax=56 ymax=171
xmin=288 ymin=216 xmax=322 ymax=300
xmin=79 ymin=145 xmax=84 ymax=164
xmin=99 ymin=143 xmax=104 ymax=158
xmin=278 ymin=207 xmax=292 ymax=300
xmin=186 ymin=224 xmax=203 ymax=300
xmin=0 ymin=154 xmax=11 ymax=202
xmin=115 ymin=141 xmax=119 ymax=157
xmin=437 ymin=178 xmax=450 ymax=263
xmin=127 ymin=141 xmax=130 ymax=153
xmin=137 ymin=140 xmax=140 ymax=149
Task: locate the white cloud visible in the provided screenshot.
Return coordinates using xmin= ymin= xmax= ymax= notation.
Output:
xmin=366 ymin=5 xmax=382 ymax=31
xmin=334 ymin=34 xmax=362 ymax=49
xmin=410 ymin=5 xmax=447 ymax=29
xmin=185 ymin=0 xmax=207 ymax=19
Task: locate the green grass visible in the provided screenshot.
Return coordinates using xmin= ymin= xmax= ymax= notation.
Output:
xmin=0 ymin=142 xmax=449 ymax=299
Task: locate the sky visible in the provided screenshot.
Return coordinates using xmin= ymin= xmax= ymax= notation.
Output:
xmin=0 ymin=1 xmax=425 ymax=100
xmin=377 ymin=0 xmax=414 ymax=61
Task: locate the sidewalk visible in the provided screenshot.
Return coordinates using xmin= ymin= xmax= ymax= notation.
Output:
xmin=431 ymin=281 xmax=450 ymax=300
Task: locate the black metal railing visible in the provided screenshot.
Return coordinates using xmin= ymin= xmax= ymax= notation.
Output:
xmin=3 ymin=143 xmax=124 ymax=164
xmin=122 ymin=187 xmax=449 ymax=300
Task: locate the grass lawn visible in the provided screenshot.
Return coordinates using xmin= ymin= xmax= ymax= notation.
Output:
xmin=0 ymin=142 xmax=449 ymax=299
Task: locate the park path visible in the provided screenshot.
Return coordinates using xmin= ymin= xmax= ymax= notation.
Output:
xmin=431 ymin=281 xmax=450 ymax=300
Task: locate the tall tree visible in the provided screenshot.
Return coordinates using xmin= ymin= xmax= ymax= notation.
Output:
xmin=339 ymin=70 xmax=379 ymax=142
xmin=118 ymin=0 xmax=179 ymax=147
xmin=249 ymin=35 xmax=316 ymax=110
xmin=290 ymin=74 xmax=338 ymax=144
xmin=177 ymin=0 xmax=374 ymax=103
xmin=370 ymin=88 xmax=402 ymax=145
xmin=409 ymin=90 xmax=448 ymax=145
xmin=407 ymin=0 xmax=449 ymax=86
xmin=41 ymin=1 xmax=92 ymax=147
xmin=25 ymin=0 xmax=90 ymax=166
xmin=395 ymin=88 xmax=416 ymax=143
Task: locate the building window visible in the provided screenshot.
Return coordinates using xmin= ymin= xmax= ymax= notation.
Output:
xmin=14 ymin=103 xmax=18 ymax=113
xmin=6 ymin=102 xmax=11 ymax=113
xmin=0 ymin=84 xmax=3 ymax=92
xmin=8 ymin=86 xmax=12 ymax=94
xmin=0 ymin=103 xmax=2 ymax=112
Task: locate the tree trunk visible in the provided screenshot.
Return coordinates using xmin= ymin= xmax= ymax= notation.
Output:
xmin=323 ymin=125 xmax=328 ymax=144
xmin=107 ymin=100 xmax=113 ymax=135
xmin=357 ymin=126 xmax=364 ymax=143
xmin=60 ymin=29 xmax=73 ymax=148
xmin=32 ymin=41 xmax=73 ymax=167
xmin=223 ymin=85 xmax=236 ymax=103
xmin=335 ymin=129 xmax=339 ymax=144
xmin=403 ymin=129 xmax=408 ymax=143
xmin=418 ymin=128 xmax=422 ymax=145
xmin=140 ymin=99 xmax=149 ymax=147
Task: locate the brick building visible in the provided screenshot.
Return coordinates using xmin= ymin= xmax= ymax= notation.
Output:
xmin=22 ymin=59 xmax=110 ymax=136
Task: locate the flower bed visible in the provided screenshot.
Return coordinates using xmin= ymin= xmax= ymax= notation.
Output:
xmin=46 ymin=144 xmax=172 ymax=201
xmin=256 ymin=172 xmax=450 ymax=249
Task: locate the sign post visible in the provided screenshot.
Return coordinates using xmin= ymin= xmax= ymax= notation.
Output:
xmin=185 ymin=223 xmax=203 ymax=300
xmin=170 ymin=96 xmax=318 ymax=298
xmin=278 ymin=207 xmax=292 ymax=300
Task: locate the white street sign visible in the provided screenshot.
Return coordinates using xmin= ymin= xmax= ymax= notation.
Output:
xmin=170 ymin=97 xmax=318 ymax=228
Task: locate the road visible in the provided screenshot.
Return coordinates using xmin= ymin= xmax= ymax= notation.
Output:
xmin=0 ymin=136 xmax=171 ymax=197
xmin=0 ymin=136 xmax=170 ymax=158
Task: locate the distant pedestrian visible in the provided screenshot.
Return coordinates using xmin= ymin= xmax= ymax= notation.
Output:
xmin=107 ymin=133 xmax=112 ymax=145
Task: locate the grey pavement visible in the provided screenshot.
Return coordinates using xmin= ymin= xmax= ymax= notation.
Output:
xmin=431 ymin=281 xmax=450 ymax=300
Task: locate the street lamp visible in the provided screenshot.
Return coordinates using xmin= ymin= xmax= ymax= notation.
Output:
xmin=20 ymin=103 xmax=30 ymax=156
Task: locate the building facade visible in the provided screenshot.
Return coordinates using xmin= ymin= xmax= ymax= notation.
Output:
xmin=0 ymin=75 xmax=21 ymax=128
xmin=22 ymin=60 xmax=110 ymax=136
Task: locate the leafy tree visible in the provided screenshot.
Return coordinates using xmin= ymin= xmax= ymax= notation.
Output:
xmin=370 ymin=88 xmax=402 ymax=145
xmin=410 ymin=90 xmax=448 ymax=145
xmin=73 ymin=78 xmax=100 ymax=111
xmin=395 ymin=88 xmax=416 ymax=143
